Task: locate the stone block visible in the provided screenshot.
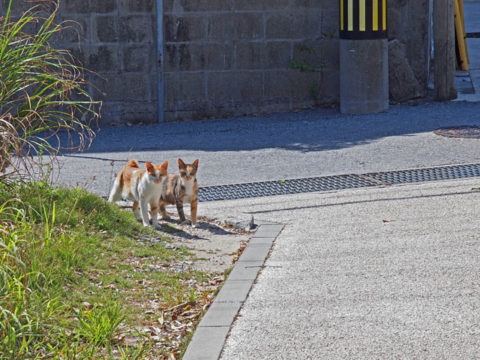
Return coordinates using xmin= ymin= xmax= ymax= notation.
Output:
xmin=88 ymin=45 xmax=119 ymax=72
xmin=165 ymin=43 xmax=233 ymax=72
xmin=164 ymin=0 xmax=232 ymax=13
xmin=198 ymin=302 xmax=242 ymax=327
xmin=95 ymin=15 xmax=118 ymax=43
xmin=182 ymin=326 xmax=230 ymax=360
xmin=236 ymin=13 xmax=264 ymax=40
xmin=165 ymin=44 xmax=204 ymax=71
xmin=234 ymin=0 xmax=289 ymax=11
xmin=207 ymin=71 xmax=263 ymax=102
xmin=266 ymin=10 xmax=323 ymax=39
xmin=292 ymin=40 xmax=338 ymax=70
xmin=123 ymin=45 xmax=154 ymax=72
xmin=237 ymin=42 xmax=266 ymax=70
xmin=118 ymin=102 xmax=158 ymax=124
xmin=119 ymin=0 xmax=154 ymax=12
xmin=253 ymin=224 xmax=284 ymax=238
xmin=203 ymin=43 xmax=234 ymax=71
xmin=89 ymin=0 xmax=116 ymax=13
xmin=238 ymin=244 xmax=272 ymax=262
xmin=99 ymin=101 xmax=158 ymax=125
xmin=227 ymin=261 xmax=263 ymax=281
xmin=54 ymin=16 xmax=88 ymax=43
xmin=119 ymin=15 xmax=155 ymax=43
xmin=266 ymin=41 xmax=292 ymax=69
xmin=165 ymin=72 xmax=205 ymax=106
xmin=293 ymin=0 xmax=322 ymax=8
xmin=214 ymin=280 xmax=253 ymax=303
xmin=265 ymin=70 xmax=321 ymax=100
xmin=92 ymin=73 xmax=151 ymax=102
xmin=207 ymin=13 xmax=235 ymax=41
xmin=62 ymin=0 xmax=91 ymax=14
xmin=266 ymin=13 xmax=293 ymax=39
xmin=164 ymin=15 xmax=206 ymax=42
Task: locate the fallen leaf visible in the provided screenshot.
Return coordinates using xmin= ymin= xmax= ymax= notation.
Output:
xmin=82 ymin=302 xmax=93 ymax=310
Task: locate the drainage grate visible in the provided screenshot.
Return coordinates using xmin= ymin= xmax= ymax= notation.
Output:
xmin=198 ymin=163 xmax=480 ymax=202
xmin=198 ymin=174 xmax=378 ymax=202
xmin=367 ymin=163 xmax=480 ymax=185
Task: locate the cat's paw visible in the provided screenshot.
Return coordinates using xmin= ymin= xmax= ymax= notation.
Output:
xmin=181 ymin=220 xmax=190 ymax=226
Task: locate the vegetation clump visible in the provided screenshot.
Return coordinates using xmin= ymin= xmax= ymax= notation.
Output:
xmin=0 ymin=0 xmax=99 ymax=178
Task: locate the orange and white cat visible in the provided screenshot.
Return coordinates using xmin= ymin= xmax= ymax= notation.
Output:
xmin=108 ymin=159 xmax=168 ymax=229
xmin=160 ymin=158 xmax=199 ymax=227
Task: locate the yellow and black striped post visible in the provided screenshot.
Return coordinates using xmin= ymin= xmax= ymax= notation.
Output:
xmin=340 ymin=0 xmax=388 ymax=39
xmin=339 ymin=0 xmax=389 ymax=114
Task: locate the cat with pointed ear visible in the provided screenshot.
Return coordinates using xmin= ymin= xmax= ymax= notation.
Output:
xmin=108 ymin=159 xmax=168 ymax=229
xmin=159 ymin=158 xmax=199 ymax=227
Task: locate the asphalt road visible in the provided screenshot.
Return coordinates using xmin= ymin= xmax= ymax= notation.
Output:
xmin=54 ymin=101 xmax=480 ymax=196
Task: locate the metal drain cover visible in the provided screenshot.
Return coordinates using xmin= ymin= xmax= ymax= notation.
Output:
xmin=198 ymin=174 xmax=378 ymax=202
xmin=198 ymin=163 xmax=480 ymax=202
xmin=367 ymin=163 xmax=480 ymax=185
xmin=433 ymin=126 xmax=480 ymax=139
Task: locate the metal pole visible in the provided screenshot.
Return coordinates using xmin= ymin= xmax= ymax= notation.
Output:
xmin=156 ymin=0 xmax=165 ymax=122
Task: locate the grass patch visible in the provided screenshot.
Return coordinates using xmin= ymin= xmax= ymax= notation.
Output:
xmin=0 ymin=181 xmax=217 ymax=359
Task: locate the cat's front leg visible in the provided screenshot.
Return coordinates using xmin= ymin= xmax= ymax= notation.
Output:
xmin=159 ymin=200 xmax=171 ymax=220
xmin=139 ymin=199 xmax=151 ymax=227
xmin=132 ymin=201 xmax=142 ymax=221
xmin=149 ymin=202 xmax=162 ymax=230
xmin=175 ymin=199 xmax=186 ymax=223
xmin=190 ymin=199 xmax=197 ymax=228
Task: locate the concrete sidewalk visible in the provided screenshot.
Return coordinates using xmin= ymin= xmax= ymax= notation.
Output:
xmin=195 ymin=178 xmax=480 ymax=359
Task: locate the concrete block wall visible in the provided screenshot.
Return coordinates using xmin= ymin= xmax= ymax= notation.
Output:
xmin=163 ymin=0 xmax=339 ymax=121
xmin=59 ymin=0 xmax=158 ymax=125
xmin=1 ymin=0 xmax=159 ymax=125
xmin=2 ymin=0 xmax=432 ymax=123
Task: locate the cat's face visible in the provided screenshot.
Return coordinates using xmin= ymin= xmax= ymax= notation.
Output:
xmin=178 ymin=158 xmax=199 ymax=181
xmin=146 ymin=161 xmax=168 ymax=183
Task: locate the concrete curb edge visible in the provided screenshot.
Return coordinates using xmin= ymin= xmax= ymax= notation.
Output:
xmin=182 ymin=223 xmax=284 ymax=360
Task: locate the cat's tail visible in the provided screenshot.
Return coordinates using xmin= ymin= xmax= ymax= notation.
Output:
xmin=126 ymin=159 xmax=139 ymax=168
xmin=108 ymin=177 xmax=122 ymax=203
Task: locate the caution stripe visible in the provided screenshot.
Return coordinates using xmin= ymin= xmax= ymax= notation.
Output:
xmin=340 ymin=0 xmax=387 ymax=39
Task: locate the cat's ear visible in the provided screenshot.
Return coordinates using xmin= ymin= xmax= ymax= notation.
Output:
xmin=161 ymin=161 xmax=168 ymax=171
xmin=178 ymin=158 xmax=186 ymax=169
xmin=146 ymin=161 xmax=154 ymax=173
xmin=192 ymin=159 xmax=199 ymax=169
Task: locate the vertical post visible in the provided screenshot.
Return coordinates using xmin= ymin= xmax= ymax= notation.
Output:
xmin=339 ymin=0 xmax=389 ymax=114
xmin=434 ymin=0 xmax=457 ymax=100
xmin=156 ymin=0 xmax=165 ymax=122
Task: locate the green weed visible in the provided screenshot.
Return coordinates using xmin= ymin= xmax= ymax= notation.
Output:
xmin=0 ymin=181 xmax=210 ymax=359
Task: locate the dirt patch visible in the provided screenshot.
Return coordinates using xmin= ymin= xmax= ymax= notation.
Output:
xmin=117 ymin=201 xmax=251 ymax=275
xmin=155 ymin=214 xmax=250 ymax=274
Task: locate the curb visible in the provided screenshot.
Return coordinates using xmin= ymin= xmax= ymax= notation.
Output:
xmin=182 ymin=223 xmax=284 ymax=360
